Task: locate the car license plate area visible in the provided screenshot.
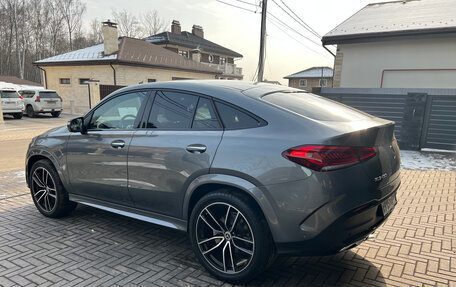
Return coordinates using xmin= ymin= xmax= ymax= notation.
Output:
xmin=380 ymin=194 xmax=397 ymax=217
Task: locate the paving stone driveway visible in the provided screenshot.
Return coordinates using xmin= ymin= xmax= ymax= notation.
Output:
xmin=0 ymin=169 xmax=455 ymax=287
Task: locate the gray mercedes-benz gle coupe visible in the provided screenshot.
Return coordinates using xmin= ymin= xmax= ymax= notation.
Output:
xmin=26 ymin=80 xmax=400 ymax=283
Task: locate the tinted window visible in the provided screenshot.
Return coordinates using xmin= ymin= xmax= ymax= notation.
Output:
xmin=20 ymin=91 xmax=35 ymax=98
xmin=192 ymin=98 xmax=221 ymax=129
xmin=214 ymin=102 xmax=260 ymax=129
xmin=1 ymin=91 xmax=20 ymax=99
xmin=147 ymin=91 xmax=198 ymax=129
xmin=263 ymin=92 xmax=371 ymax=122
xmin=39 ymin=91 xmax=60 ymax=99
xmin=89 ymin=91 xmax=147 ymax=130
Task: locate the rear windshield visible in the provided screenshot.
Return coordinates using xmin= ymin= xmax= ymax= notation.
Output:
xmin=20 ymin=91 xmax=35 ymax=98
xmin=1 ymin=90 xmax=20 ymax=99
xmin=39 ymin=91 xmax=60 ymax=99
xmin=263 ymin=92 xmax=371 ymax=122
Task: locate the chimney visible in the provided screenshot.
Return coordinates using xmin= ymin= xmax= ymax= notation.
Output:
xmin=191 ymin=48 xmax=201 ymax=62
xmin=192 ymin=25 xmax=204 ymax=38
xmin=102 ymin=20 xmax=118 ymax=55
xmin=171 ymin=20 xmax=181 ymax=34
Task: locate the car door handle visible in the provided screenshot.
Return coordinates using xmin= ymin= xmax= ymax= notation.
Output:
xmin=186 ymin=144 xmax=207 ymax=153
xmin=111 ymin=140 xmax=125 ymax=149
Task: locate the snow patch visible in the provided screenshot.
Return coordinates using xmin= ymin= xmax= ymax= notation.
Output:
xmin=401 ymin=150 xmax=456 ymax=172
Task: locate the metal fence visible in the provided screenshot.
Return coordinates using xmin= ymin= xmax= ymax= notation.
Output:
xmin=100 ymin=84 xmax=126 ymax=100
xmin=319 ymin=88 xmax=456 ymax=151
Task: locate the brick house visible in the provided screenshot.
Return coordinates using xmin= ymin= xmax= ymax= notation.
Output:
xmin=284 ymin=67 xmax=333 ymax=91
xmin=145 ymin=20 xmax=243 ymax=80
xmin=34 ymin=21 xmax=221 ymax=113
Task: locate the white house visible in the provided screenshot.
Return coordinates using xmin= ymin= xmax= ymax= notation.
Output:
xmin=322 ymin=0 xmax=456 ymax=89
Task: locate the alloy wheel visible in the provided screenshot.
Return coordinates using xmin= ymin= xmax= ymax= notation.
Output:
xmin=31 ymin=167 xmax=57 ymax=212
xmin=196 ymin=202 xmax=255 ymax=274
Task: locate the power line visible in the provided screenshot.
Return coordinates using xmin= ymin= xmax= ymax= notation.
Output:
xmin=271 ymin=0 xmax=321 ymax=39
xmin=267 ymin=12 xmax=322 ymax=47
xmin=215 ymin=0 xmax=257 ymax=13
xmin=233 ymin=0 xmax=259 ymax=7
xmin=279 ymin=0 xmax=321 ymax=38
xmin=268 ymin=16 xmax=331 ymax=60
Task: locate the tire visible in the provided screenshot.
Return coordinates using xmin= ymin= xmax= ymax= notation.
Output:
xmin=13 ymin=113 xmax=22 ymax=119
xmin=51 ymin=111 xmax=61 ymax=118
xmin=29 ymin=159 xmax=77 ymax=218
xmin=189 ymin=190 xmax=274 ymax=284
xmin=26 ymin=105 xmax=36 ymax=118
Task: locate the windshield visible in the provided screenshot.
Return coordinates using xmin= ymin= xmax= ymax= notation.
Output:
xmin=1 ymin=90 xmax=20 ymax=99
xmin=39 ymin=91 xmax=60 ymax=99
xmin=263 ymin=92 xmax=371 ymax=122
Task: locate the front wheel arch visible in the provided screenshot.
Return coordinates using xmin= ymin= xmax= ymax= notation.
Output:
xmin=26 ymin=153 xmax=62 ymax=188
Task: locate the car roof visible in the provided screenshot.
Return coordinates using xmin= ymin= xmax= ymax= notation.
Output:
xmin=20 ymin=89 xmax=56 ymax=92
xmin=114 ymin=80 xmax=299 ymax=99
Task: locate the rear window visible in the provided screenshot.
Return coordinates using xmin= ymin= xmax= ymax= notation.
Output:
xmin=214 ymin=102 xmax=262 ymax=130
xmin=1 ymin=90 xmax=20 ymax=99
xmin=39 ymin=91 xmax=60 ymax=99
xmin=20 ymin=91 xmax=35 ymax=98
xmin=263 ymin=92 xmax=371 ymax=122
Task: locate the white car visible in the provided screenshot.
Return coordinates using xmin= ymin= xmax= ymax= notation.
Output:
xmin=19 ymin=89 xmax=63 ymax=118
xmin=1 ymin=89 xmax=24 ymax=119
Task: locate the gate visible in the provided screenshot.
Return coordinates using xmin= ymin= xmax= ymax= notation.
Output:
xmin=323 ymin=93 xmax=407 ymax=142
xmin=421 ymin=95 xmax=456 ymax=150
xmin=320 ymin=88 xmax=456 ymax=151
xmin=100 ymin=84 xmax=126 ymax=100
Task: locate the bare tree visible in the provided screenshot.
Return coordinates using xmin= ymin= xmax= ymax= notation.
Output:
xmin=0 ymin=0 xmax=29 ymax=79
xmin=141 ymin=9 xmax=166 ymax=36
xmin=88 ymin=18 xmax=103 ymax=44
xmin=112 ymin=9 xmax=142 ymax=38
xmin=57 ymin=0 xmax=86 ymax=50
xmin=0 ymin=4 xmax=166 ymax=83
xmin=47 ymin=0 xmax=65 ymax=55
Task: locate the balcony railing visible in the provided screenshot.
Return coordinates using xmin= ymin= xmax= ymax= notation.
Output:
xmin=206 ymin=63 xmax=243 ymax=76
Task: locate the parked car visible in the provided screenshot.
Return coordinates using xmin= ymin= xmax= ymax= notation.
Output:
xmin=1 ymin=89 xmax=24 ymax=119
xmin=25 ymin=81 xmax=401 ymax=283
xmin=19 ymin=89 xmax=63 ymax=118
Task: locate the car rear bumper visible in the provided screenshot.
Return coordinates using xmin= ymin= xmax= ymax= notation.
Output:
xmin=275 ymin=187 xmax=398 ymax=255
xmin=3 ymin=109 xmax=23 ymax=114
xmin=39 ymin=108 xmax=63 ymax=113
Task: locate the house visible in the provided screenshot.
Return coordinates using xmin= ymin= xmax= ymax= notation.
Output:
xmin=34 ymin=21 xmax=221 ymax=113
xmin=322 ymin=0 xmax=456 ymax=89
xmin=145 ymin=20 xmax=243 ymax=80
xmin=0 ymin=76 xmax=42 ymax=89
xmin=284 ymin=67 xmax=333 ymax=91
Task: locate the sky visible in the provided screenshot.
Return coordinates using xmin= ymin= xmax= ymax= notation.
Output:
xmin=83 ymin=0 xmax=391 ymax=84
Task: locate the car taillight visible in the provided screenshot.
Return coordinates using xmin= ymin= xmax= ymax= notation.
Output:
xmin=20 ymin=95 xmax=23 ymax=99
xmin=35 ymin=96 xmax=40 ymax=102
xmin=282 ymin=146 xmax=377 ymax=172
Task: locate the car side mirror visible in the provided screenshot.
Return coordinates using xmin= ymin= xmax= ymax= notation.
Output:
xmin=67 ymin=117 xmax=87 ymax=134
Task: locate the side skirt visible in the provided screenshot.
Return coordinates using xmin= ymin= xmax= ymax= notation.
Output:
xmin=69 ymin=194 xmax=188 ymax=232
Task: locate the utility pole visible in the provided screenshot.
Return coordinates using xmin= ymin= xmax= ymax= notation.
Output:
xmin=258 ymin=0 xmax=268 ymax=82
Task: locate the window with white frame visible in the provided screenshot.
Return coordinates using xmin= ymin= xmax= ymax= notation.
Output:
xmin=220 ymin=57 xmax=226 ymax=65
xmin=319 ymin=79 xmax=328 ymax=87
xmin=299 ymin=79 xmax=307 ymax=87
xmin=178 ymin=50 xmax=188 ymax=58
